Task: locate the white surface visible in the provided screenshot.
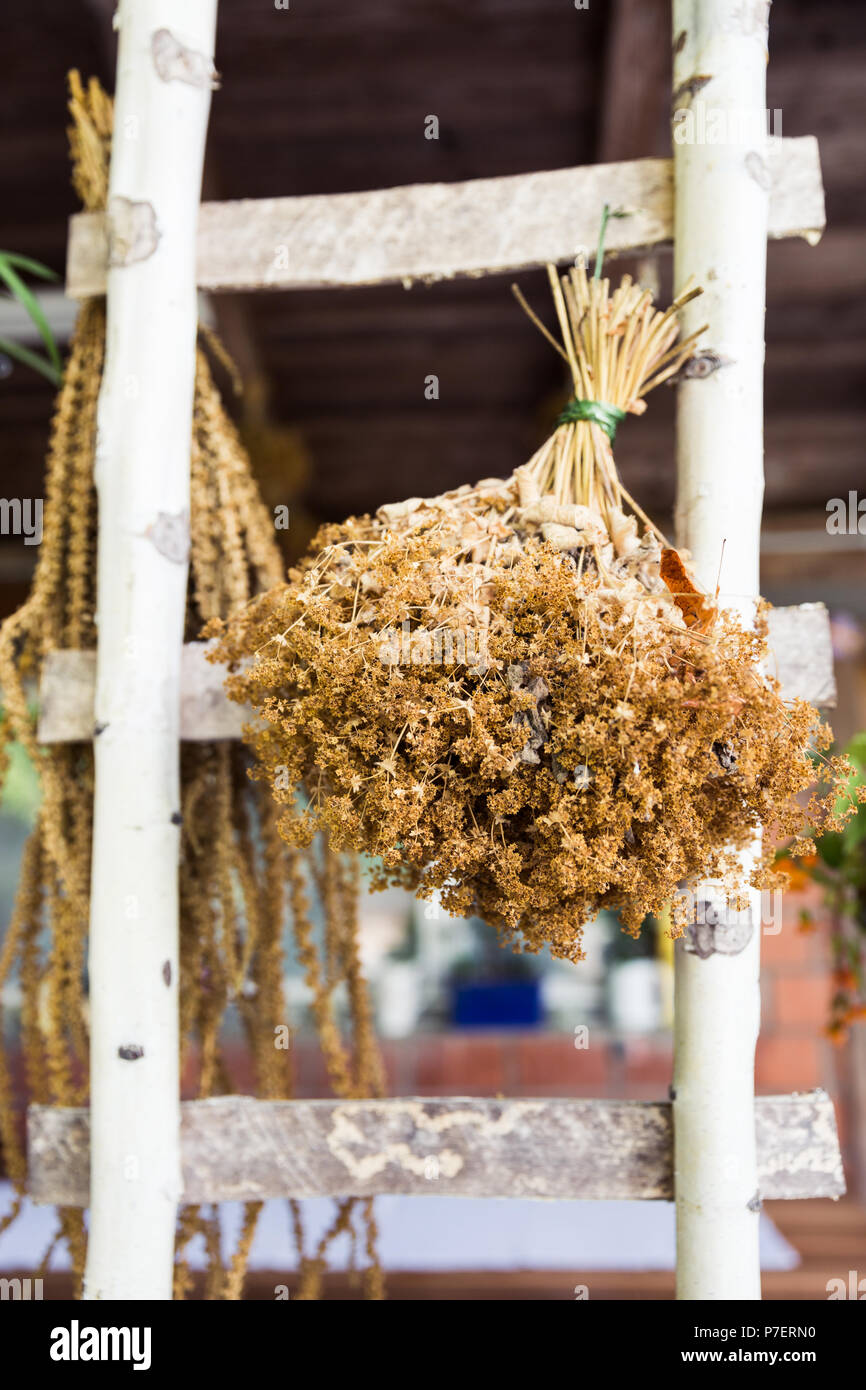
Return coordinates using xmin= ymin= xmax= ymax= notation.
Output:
xmin=0 ymin=1183 xmax=799 ymax=1274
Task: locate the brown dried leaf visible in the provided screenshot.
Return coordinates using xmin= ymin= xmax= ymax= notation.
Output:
xmin=660 ymin=548 xmax=716 ymax=630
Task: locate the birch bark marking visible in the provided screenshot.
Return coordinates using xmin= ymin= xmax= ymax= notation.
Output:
xmin=85 ymin=0 xmax=217 ymax=1301
xmin=671 ymin=0 xmax=770 ymax=1301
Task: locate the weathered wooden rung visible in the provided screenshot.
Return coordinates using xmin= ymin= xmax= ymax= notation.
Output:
xmin=38 ymin=642 xmax=245 ymax=743
xmin=34 ymin=603 xmax=837 ymax=745
xmin=763 ymin=603 xmax=836 ymax=707
xmin=65 ymin=137 xmax=824 ymax=299
xmin=27 ymin=1090 xmax=844 ymax=1207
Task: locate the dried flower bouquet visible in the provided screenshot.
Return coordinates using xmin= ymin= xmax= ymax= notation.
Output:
xmin=210 ymin=262 xmax=856 ymax=961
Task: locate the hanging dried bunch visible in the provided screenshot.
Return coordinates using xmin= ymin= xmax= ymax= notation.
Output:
xmin=211 ymin=258 xmax=857 ymax=962
xmin=0 ymin=73 xmax=385 ymax=1302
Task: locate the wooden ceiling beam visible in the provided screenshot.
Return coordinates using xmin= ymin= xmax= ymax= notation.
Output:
xmin=598 ymin=0 xmax=670 ymax=165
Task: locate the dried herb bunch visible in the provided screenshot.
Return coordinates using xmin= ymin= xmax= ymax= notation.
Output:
xmin=0 ymin=74 xmax=385 ymax=1302
xmin=211 ymin=262 xmax=856 ymax=962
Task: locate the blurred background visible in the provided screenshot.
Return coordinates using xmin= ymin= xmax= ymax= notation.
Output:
xmin=1 ymin=0 xmax=865 ymax=1297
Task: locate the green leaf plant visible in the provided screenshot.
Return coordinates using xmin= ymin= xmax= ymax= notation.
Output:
xmin=776 ymin=733 xmax=866 ymax=1042
xmin=0 ymin=251 xmax=63 ymax=387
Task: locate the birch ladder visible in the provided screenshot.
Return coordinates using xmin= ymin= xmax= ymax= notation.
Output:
xmin=30 ymin=0 xmax=842 ymax=1302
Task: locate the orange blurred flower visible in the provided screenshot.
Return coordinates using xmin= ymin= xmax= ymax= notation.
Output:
xmin=777 ymin=851 xmax=818 ymax=892
xmin=834 ymin=966 xmax=859 ymax=991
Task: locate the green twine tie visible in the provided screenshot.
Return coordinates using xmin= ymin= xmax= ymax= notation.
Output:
xmin=555 ymin=398 xmax=626 ymax=442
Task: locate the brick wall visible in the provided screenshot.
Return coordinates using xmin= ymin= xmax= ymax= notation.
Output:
xmin=759 ymin=883 xmax=836 ymax=1091
xmin=759 ymin=882 xmax=859 ymax=1179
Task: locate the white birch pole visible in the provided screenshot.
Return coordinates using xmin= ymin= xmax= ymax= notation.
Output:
xmin=671 ymin=0 xmax=769 ymax=1301
xmin=85 ymin=1 xmax=218 ymax=1301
